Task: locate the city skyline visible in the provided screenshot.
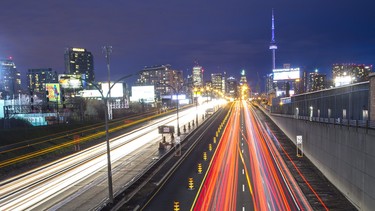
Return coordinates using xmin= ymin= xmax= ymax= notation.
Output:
xmin=1 ymin=1 xmax=374 ymax=89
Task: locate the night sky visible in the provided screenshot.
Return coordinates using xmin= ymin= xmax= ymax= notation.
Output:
xmin=1 ymin=1 xmax=374 ymax=90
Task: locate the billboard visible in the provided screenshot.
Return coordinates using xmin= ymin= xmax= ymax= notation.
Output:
xmin=334 ymin=76 xmax=352 ymax=87
xmin=276 ymin=90 xmax=295 ymax=97
xmin=130 ymin=86 xmax=155 ymax=102
xmin=161 ymin=94 xmax=187 ymax=100
xmin=273 ymin=68 xmax=300 ymax=81
xmin=158 ymin=125 xmax=175 ymax=134
xmin=58 ymin=74 xmax=86 ymax=89
xmin=46 ymin=83 xmax=60 ymax=102
xmin=79 ymin=90 xmax=102 ymax=98
xmin=101 ymin=82 xmax=124 ymax=98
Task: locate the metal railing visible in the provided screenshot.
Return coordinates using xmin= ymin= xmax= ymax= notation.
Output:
xmin=270 ymin=112 xmax=375 ymax=129
xmin=257 ymin=103 xmax=375 ymax=130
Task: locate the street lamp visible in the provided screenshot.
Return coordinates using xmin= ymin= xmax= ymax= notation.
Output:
xmin=100 ymin=74 xmax=135 ymax=204
xmin=194 ymin=87 xmax=198 ymax=125
xmin=61 ymin=73 xmax=134 ymax=204
xmin=103 ymin=46 xmax=113 ymax=121
xmin=159 ymin=83 xmax=185 ymax=136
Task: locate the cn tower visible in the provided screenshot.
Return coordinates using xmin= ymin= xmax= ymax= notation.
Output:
xmin=269 ymin=9 xmax=277 ymax=70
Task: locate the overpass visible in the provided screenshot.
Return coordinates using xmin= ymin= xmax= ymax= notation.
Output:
xmin=267 ymin=73 xmax=375 ymax=210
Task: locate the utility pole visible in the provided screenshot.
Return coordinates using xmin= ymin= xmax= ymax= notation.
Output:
xmin=103 ymin=46 xmax=113 ymax=120
xmin=102 ymin=45 xmax=114 ymax=204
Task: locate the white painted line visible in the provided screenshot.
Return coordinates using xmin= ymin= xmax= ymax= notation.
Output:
xmin=243 ymin=207 xmax=245 ymax=211
xmin=242 ymin=184 xmax=245 ymax=192
xmin=242 ymin=169 xmax=244 ymax=175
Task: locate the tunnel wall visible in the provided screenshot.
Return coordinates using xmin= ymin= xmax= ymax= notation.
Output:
xmin=268 ymin=114 xmax=375 ymax=211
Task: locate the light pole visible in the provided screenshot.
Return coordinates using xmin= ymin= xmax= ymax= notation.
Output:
xmin=194 ymin=87 xmax=198 ymax=125
xmin=103 ymin=46 xmax=112 ymax=120
xmin=159 ymin=83 xmax=184 ymax=136
xmin=62 ymin=73 xmax=134 ymax=204
xmin=101 ymin=74 xmax=134 ymax=204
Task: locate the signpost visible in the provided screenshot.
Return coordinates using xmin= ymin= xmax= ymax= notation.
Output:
xmin=175 ymin=136 xmax=181 ymax=156
xmin=296 ymin=135 xmax=303 ymax=157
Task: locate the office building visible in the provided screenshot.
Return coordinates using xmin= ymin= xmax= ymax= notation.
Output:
xmin=226 ymin=76 xmax=238 ymax=99
xmin=332 ymin=64 xmax=373 ymax=87
xmin=192 ymin=65 xmax=204 ymax=87
xmin=136 ymin=64 xmax=183 ymax=99
xmin=239 ymin=70 xmax=248 ymax=86
xmin=64 ymin=47 xmax=94 ymax=82
xmin=27 ymin=68 xmax=58 ymax=94
xmin=211 ymin=73 xmax=223 ymax=91
xmin=0 ymin=58 xmax=22 ymax=98
xmin=265 ymin=73 xmax=274 ymax=94
xmin=308 ymin=70 xmax=327 ymax=92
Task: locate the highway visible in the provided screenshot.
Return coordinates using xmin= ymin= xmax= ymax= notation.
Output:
xmin=144 ymin=101 xmax=324 ymax=210
xmin=193 ymin=101 xmax=312 ymax=210
xmin=0 ymin=100 xmax=224 ymax=210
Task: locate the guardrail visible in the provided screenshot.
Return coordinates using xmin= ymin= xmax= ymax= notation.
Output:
xmin=255 ymin=103 xmax=375 ymax=130
xmin=98 ymin=106 xmax=224 ymax=210
xmin=269 ymin=113 xmax=375 ymax=130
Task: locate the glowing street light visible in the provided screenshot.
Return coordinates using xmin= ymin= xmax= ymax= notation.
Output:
xmin=61 ymin=73 xmax=135 ymax=204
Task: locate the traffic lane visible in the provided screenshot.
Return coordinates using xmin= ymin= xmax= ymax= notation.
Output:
xmin=243 ymin=102 xmax=300 ymax=210
xmin=193 ymin=102 xmax=239 ymax=211
xmin=237 ymin=114 xmax=255 ymax=211
xmin=142 ymin=108 xmax=228 ymax=211
xmin=0 ymin=106 xmax=199 ymax=210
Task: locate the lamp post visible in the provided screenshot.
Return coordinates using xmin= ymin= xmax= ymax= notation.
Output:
xmin=62 ymin=73 xmax=134 ymax=204
xmin=100 ymin=74 xmax=134 ymax=204
xmin=103 ymin=46 xmax=112 ymax=120
xmin=159 ymin=83 xmax=184 ymax=136
xmin=194 ymin=87 xmax=198 ymax=125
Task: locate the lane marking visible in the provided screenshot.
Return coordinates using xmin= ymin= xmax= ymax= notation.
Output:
xmin=242 ymin=184 xmax=245 ymax=192
xmin=238 ymin=147 xmax=253 ymax=195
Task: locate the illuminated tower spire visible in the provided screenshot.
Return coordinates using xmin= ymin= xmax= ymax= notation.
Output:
xmin=269 ymin=9 xmax=277 ymax=70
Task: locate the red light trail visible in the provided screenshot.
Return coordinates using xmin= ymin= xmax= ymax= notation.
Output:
xmin=192 ymin=101 xmax=324 ymax=210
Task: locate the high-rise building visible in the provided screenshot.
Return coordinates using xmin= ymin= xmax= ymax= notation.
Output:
xmin=308 ymin=70 xmax=327 ymax=92
xmin=226 ymin=76 xmax=238 ymax=99
xmin=300 ymin=70 xmax=308 ymax=94
xmin=265 ymin=73 xmax=274 ymax=94
xmin=239 ymin=69 xmax=249 ymax=99
xmin=27 ymin=68 xmax=58 ymax=94
xmin=192 ymin=65 xmax=204 ymax=87
xmin=0 ymin=58 xmax=22 ymax=98
xmin=136 ymin=64 xmax=183 ymax=99
xmin=222 ymin=72 xmax=227 ymax=94
xmin=239 ymin=69 xmax=248 ymax=86
xmin=64 ymin=47 xmax=94 ymax=82
xmin=332 ymin=64 xmax=373 ymax=87
xmin=211 ymin=73 xmax=223 ymax=91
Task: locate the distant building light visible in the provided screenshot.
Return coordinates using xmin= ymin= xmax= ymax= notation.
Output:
xmin=334 ymin=76 xmax=352 ymax=87
xmin=72 ymin=48 xmax=85 ymax=52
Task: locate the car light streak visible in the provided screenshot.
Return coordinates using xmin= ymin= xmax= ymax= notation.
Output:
xmin=261 ymin=116 xmax=328 ymax=210
xmin=0 ymin=101 xmax=223 ymax=210
xmin=192 ymin=101 xmax=314 ymax=211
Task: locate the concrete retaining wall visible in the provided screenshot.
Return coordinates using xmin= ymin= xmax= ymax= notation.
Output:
xmin=269 ymin=114 xmax=375 ymax=210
